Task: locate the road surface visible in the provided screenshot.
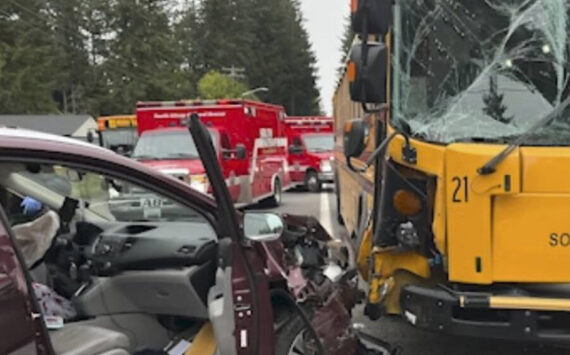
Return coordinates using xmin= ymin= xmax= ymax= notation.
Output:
xmin=258 ymin=186 xmax=568 ymax=355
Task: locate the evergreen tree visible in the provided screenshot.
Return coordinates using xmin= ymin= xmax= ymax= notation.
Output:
xmin=98 ymin=0 xmax=188 ymax=115
xmin=80 ymin=0 xmax=114 ymax=116
xmin=197 ymin=0 xmax=254 ymax=74
xmin=246 ymin=0 xmax=320 ymax=115
xmin=483 ymin=76 xmax=513 ymax=124
xmin=47 ymin=0 xmax=91 ymax=113
xmin=176 ymin=0 xmax=202 ymax=98
xmin=338 ymin=15 xmax=354 ymax=75
xmin=0 ymin=0 xmax=58 ymax=113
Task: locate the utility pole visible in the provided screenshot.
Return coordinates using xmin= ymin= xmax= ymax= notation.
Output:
xmin=222 ymin=65 xmax=246 ymax=80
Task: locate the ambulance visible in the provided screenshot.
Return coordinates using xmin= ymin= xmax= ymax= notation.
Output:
xmin=284 ymin=116 xmax=335 ymax=192
xmin=133 ymin=99 xmax=291 ymax=206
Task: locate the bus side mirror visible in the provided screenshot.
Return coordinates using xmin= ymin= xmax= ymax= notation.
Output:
xmin=343 ymin=119 xmax=369 ymax=158
xmin=235 ymin=144 xmax=247 ymax=160
xmin=349 ymin=43 xmax=387 ymax=104
xmin=351 ymin=0 xmax=392 ymax=35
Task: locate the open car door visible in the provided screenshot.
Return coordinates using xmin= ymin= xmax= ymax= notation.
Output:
xmin=0 ymin=205 xmax=53 ymax=355
xmin=189 ymin=114 xmax=275 ymax=355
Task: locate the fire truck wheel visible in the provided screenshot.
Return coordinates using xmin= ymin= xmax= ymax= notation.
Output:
xmin=267 ymin=178 xmax=282 ymax=207
xmin=305 ymin=171 xmax=320 ymax=193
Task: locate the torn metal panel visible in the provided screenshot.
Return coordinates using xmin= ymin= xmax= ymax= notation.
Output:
xmin=394 ymin=0 xmax=570 ymax=145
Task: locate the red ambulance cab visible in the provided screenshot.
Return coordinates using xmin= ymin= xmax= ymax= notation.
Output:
xmin=285 ymin=116 xmax=335 ymax=192
xmin=133 ymin=99 xmax=291 ymax=206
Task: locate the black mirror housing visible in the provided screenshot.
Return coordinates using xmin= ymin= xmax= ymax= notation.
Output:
xmin=349 ymin=43 xmax=387 ymax=104
xmin=351 ymin=0 xmax=392 ymax=35
xmin=343 ymin=119 xmax=369 ymax=158
xmin=235 ymin=144 xmax=247 ymax=160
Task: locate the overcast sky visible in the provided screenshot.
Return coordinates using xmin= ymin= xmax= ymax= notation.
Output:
xmin=298 ymin=0 xmax=349 ymax=115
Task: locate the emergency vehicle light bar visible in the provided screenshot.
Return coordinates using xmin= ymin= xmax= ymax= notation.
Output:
xmin=136 ymin=99 xmax=245 ymax=108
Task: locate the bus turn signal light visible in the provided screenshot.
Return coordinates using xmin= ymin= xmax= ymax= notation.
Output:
xmin=348 ymin=61 xmax=356 ymax=82
xmin=351 ymin=0 xmax=358 ymax=14
xmin=393 ymin=189 xmax=422 ymax=216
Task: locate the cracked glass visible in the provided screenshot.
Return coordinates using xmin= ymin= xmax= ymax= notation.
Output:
xmin=393 ymin=0 xmax=570 ymax=145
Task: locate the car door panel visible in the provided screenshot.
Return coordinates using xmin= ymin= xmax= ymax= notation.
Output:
xmin=0 ymin=206 xmax=52 ymax=355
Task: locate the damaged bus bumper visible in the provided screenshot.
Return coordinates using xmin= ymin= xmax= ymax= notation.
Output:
xmin=400 ymin=285 xmax=570 ymax=343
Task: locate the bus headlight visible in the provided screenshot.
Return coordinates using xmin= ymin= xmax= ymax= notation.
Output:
xmin=190 ymin=174 xmax=209 ymax=194
xmin=320 ymin=160 xmax=332 ymax=172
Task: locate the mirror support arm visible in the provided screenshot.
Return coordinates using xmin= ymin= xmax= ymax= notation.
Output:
xmin=348 ymin=131 xmax=398 ymax=173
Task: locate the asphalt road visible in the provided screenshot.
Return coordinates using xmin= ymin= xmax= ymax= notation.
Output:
xmin=261 ymin=186 xmax=568 ymax=355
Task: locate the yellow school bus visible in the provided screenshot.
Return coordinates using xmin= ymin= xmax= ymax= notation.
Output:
xmin=336 ymin=0 xmax=570 ymax=343
xmin=96 ymin=115 xmax=138 ymax=155
xmin=333 ymin=49 xmax=374 ymax=237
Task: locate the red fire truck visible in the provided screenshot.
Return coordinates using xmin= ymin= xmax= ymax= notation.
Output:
xmin=285 ymin=116 xmax=335 ymax=192
xmin=133 ymin=99 xmax=291 ymax=207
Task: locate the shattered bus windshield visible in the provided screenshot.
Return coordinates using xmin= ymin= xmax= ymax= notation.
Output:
xmin=393 ymin=0 xmax=570 ymax=145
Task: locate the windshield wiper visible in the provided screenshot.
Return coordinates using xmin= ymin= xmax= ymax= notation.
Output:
xmin=478 ymin=95 xmax=570 ymax=175
xmin=132 ymin=155 xmax=155 ymax=160
xmin=165 ymin=153 xmax=199 ymax=159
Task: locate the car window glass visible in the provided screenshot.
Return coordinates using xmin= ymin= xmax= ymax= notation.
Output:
xmin=1 ymin=163 xmax=208 ymax=224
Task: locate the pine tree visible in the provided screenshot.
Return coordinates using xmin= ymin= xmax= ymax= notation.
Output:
xmin=483 ymin=76 xmax=513 ymax=124
xmin=0 ymin=0 xmax=58 ymax=113
xmin=176 ymin=0 xmax=203 ymax=98
xmin=81 ymin=0 xmax=114 ymax=116
xmin=48 ymin=0 xmax=91 ymax=113
xmin=97 ymin=0 xmax=188 ymax=115
xmin=246 ymin=0 xmax=320 ymax=115
xmin=338 ymin=15 xmax=354 ymax=75
xmin=197 ymin=0 xmax=254 ymax=74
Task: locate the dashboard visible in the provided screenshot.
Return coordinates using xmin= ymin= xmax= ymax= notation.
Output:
xmin=83 ymin=221 xmax=217 ymax=276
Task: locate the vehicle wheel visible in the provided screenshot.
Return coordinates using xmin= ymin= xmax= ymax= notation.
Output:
xmin=305 ymin=171 xmax=320 ymax=193
xmin=276 ymin=313 xmax=318 ymax=355
xmin=267 ymin=178 xmax=283 ymax=207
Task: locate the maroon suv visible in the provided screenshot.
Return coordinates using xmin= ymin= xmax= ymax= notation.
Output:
xmin=0 ymin=118 xmax=396 ymax=355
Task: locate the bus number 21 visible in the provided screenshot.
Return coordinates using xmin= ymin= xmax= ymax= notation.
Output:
xmin=452 ymin=176 xmax=468 ymax=203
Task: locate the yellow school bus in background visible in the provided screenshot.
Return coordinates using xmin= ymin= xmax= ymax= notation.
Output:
xmin=336 ymin=0 xmax=570 ymax=344
xmin=95 ymin=115 xmax=138 ymax=155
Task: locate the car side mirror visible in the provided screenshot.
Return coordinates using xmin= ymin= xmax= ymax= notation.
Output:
xmin=349 ymin=43 xmax=387 ymax=104
xmin=243 ymin=212 xmax=284 ymax=242
xmin=288 ymin=145 xmax=303 ymax=155
xmin=351 ymin=0 xmax=392 ymax=35
xmin=343 ymin=119 xmax=369 ymax=158
xmin=235 ymin=144 xmax=247 ymax=160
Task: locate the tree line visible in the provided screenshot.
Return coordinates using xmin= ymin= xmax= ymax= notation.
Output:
xmin=0 ymin=0 xmax=321 ymax=116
